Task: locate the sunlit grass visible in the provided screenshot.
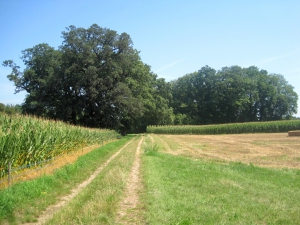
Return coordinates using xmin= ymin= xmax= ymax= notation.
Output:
xmin=46 ymin=136 xmax=141 ymax=225
xmin=142 ymin=152 xmax=300 ymax=224
xmin=0 ymin=136 xmax=133 ymax=224
xmin=2 ymin=133 xmax=299 ymax=224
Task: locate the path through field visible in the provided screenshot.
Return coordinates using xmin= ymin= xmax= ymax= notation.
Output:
xmin=24 ymin=139 xmax=134 ymax=225
xmin=115 ymin=136 xmax=144 ymax=224
xmin=4 ymin=133 xmax=300 ymax=224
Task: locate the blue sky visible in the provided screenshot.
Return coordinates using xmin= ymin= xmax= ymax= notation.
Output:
xmin=1 ymin=0 xmax=299 ymax=116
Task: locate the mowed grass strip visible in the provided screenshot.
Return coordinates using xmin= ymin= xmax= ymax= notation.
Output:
xmin=45 ymin=136 xmax=142 ymax=225
xmin=0 ymin=135 xmax=133 ymax=225
xmin=142 ymin=152 xmax=300 ymax=224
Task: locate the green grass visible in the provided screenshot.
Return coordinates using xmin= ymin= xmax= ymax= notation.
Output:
xmin=0 ymin=135 xmax=133 ymax=225
xmin=144 ymin=143 xmax=159 ymax=157
xmin=2 ymin=133 xmax=299 ymax=224
xmin=45 ymin=136 xmax=141 ymax=225
xmin=142 ymin=152 xmax=300 ymax=224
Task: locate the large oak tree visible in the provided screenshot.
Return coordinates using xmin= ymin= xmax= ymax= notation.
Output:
xmin=3 ymin=24 xmax=172 ymax=134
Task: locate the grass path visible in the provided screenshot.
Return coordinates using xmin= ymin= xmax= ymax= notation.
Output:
xmin=115 ymin=136 xmax=144 ymax=224
xmin=23 ymin=139 xmax=134 ymax=225
xmin=0 ymin=136 xmax=134 ymax=224
xmin=43 ymin=136 xmax=143 ymax=224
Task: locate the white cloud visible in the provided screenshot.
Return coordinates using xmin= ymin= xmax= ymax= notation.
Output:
xmin=154 ymin=59 xmax=185 ymax=73
xmin=257 ymin=53 xmax=295 ymax=66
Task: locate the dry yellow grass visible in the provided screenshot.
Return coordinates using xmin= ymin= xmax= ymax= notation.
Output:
xmin=154 ymin=133 xmax=300 ymax=169
xmin=0 ymin=144 xmax=101 ymax=189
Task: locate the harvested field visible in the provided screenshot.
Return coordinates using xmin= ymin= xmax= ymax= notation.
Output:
xmin=153 ymin=133 xmax=300 ymax=169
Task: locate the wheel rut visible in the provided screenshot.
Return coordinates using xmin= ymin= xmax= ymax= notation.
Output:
xmin=115 ymin=136 xmax=144 ymax=224
xmin=24 ymin=139 xmax=134 ymax=225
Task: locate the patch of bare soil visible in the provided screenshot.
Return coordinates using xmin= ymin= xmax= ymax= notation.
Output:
xmin=23 ymin=140 xmax=133 ymax=225
xmin=157 ymin=133 xmax=300 ymax=169
xmin=115 ymin=136 xmax=144 ymax=225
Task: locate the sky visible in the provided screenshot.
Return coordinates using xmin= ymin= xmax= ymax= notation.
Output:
xmin=0 ymin=0 xmax=299 ymax=117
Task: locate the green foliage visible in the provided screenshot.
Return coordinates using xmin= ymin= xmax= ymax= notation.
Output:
xmin=0 ymin=113 xmax=118 ymax=178
xmin=147 ymin=120 xmax=300 ymax=134
xmin=0 ymin=103 xmax=22 ymax=115
xmin=171 ymin=65 xmax=298 ymax=124
xmin=2 ymin=25 xmax=298 ymax=130
xmin=3 ymin=24 xmax=173 ymax=133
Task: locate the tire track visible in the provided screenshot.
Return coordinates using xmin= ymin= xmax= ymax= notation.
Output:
xmin=115 ymin=136 xmax=144 ymax=224
xmin=24 ymin=139 xmax=134 ymax=225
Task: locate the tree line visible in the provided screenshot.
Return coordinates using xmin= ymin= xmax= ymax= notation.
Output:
xmin=171 ymin=65 xmax=298 ymax=124
xmin=0 ymin=103 xmax=21 ymax=115
xmin=3 ymin=24 xmax=298 ymax=134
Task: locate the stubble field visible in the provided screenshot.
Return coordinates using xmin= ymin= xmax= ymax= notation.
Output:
xmin=151 ymin=133 xmax=300 ymax=169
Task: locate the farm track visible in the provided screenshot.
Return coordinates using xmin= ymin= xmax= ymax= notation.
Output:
xmin=23 ymin=139 xmax=134 ymax=225
xmin=115 ymin=136 xmax=144 ymax=224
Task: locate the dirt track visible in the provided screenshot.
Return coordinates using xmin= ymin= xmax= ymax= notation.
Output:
xmin=115 ymin=136 xmax=144 ymax=224
xmin=23 ymin=139 xmax=134 ymax=225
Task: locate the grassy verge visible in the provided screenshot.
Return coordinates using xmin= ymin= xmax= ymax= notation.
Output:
xmin=142 ymin=150 xmax=300 ymax=224
xmin=45 ymin=136 xmax=141 ymax=225
xmin=0 ymin=135 xmax=133 ymax=225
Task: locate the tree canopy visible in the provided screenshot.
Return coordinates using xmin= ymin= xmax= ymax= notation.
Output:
xmin=3 ymin=24 xmax=172 ymax=134
xmin=3 ymin=24 xmax=298 ymax=133
xmin=171 ymin=65 xmax=298 ymax=124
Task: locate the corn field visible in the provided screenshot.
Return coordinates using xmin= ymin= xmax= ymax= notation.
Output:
xmin=0 ymin=113 xmax=119 ymax=178
xmin=147 ymin=120 xmax=300 ymax=135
